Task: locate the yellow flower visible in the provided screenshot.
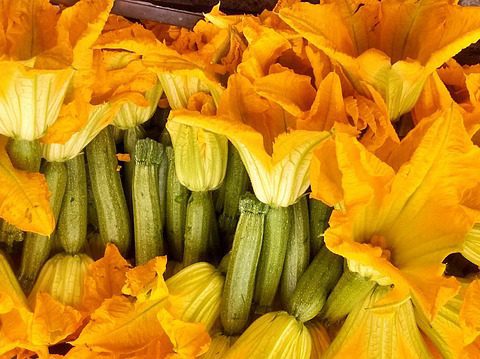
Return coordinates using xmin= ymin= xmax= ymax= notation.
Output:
xmin=200 ymin=333 xmax=234 ymax=359
xmin=0 ymin=251 xmax=82 ymax=359
xmin=71 ymin=256 xmax=211 ymax=357
xmin=306 ymin=320 xmax=331 ymax=358
xmin=29 ymin=253 xmax=94 ymax=309
xmin=417 ymin=278 xmax=480 ymax=359
xmin=310 ymin=107 xmax=480 ymax=321
xmin=323 ymin=286 xmax=431 ymax=358
xmin=167 ymin=92 xmax=228 ymax=191
xmin=280 ymin=0 xmax=480 ymax=120
xmin=225 ymin=311 xmax=311 ymax=359
xmin=0 ymin=0 xmax=113 ymax=141
xmin=0 ymin=136 xmax=54 ymax=235
xmin=166 ymin=262 xmax=225 ymax=332
xmin=95 ymin=17 xmax=163 ymax=130
xmin=171 ymin=73 xmax=331 ymax=207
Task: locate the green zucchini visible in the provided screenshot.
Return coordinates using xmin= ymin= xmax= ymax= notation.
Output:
xmin=280 ymin=196 xmax=311 ymax=305
xmin=123 ymin=126 xmax=146 ymax=209
xmin=86 ymin=126 xmax=131 ymax=255
xmin=57 ymin=153 xmax=88 ymax=254
xmin=321 ymin=268 xmax=376 ymax=323
xmin=287 ymin=245 xmax=343 ymax=322
xmin=183 ymin=191 xmax=216 ymax=266
xmin=165 ymin=146 xmax=189 ymax=262
xmin=18 ymin=161 xmax=67 ymax=293
xmin=133 ymin=138 xmax=165 ymax=265
xmin=218 ymin=143 xmax=250 ymax=248
xmin=254 ymin=205 xmax=291 ymax=313
xmin=221 ymin=193 xmax=269 ymax=335
xmin=309 ymin=198 xmax=332 ymax=257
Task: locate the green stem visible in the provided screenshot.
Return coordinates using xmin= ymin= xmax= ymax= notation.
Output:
xmin=309 ymin=197 xmax=332 ymax=257
xmin=254 ymin=205 xmax=291 ymax=313
xmin=280 ymin=196 xmax=311 ymax=306
xmin=320 ymin=268 xmax=377 ymax=323
xmin=133 ymin=139 xmax=165 ymax=265
xmin=18 ymin=161 xmax=67 ymax=293
xmin=165 ymin=146 xmax=189 ymax=262
xmin=218 ymin=143 xmax=250 ymax=249
xmin=183 ymin=191 xmax=216 ymax=266
xmin=57 ymin=154 xmax=88 ymax=254
xmin=221 ymin=193 xmax=269 ymax=335
xmin=86 ymin=127 xmax=131 ymax=255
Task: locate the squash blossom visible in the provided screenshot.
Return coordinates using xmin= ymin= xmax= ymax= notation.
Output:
xmin=225 ymin=311 xmax=312 ymax=359
xmin=41 ymin=48 xmax=158 ymax=162
xmin=280 ymin=0 xmax=480 ymax=120
xmin=95 ymin=17 xmax=164 ymax=130
xmin=323 ymin=286 xmax=432 ymax=358
xmin=416 ymin=278 xmax=480 ymax=358
xmin=71 ymin=256 xmax=210 ymax=357
xmin=0 ymin=251 xmax=82 ymax=358
xmin=0 ymin=0 xmax=113 ymax=142
xmin=200 ymin=333 xmax=234 ymax=359
xmin=310 ymin=107 xmax=480 ymax=322
xmin=166 ymin=262 xmax=225 ymax=332
xmin=28 ymin=253 xmax=94 ymax=309
xmin=0 ymin=136 xmax=53 ymax=235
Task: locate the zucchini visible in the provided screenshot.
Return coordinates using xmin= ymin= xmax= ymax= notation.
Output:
xmin=221 ymin=193 xmax=268 ymax=335
xmin=86 ymin=126 xmax=131 ymax=255
xmin=309 ymin=198 xmax=332 ymax=257
xmin=57 ymin=153 xmax=88 ymax=254
xmin=218 ymin=143 xmax=250 ymax=248
xmin=133 ymin=138 xmax=165 ymax=265
xmin=183 ymin=191 xmax=216 ymax=266
xmin=18 ymin=161 xmax=67 ymax=293
xmin=254 ymin=205 xmax=291 ymax=313
xmin=287 ymin=245 xmax=343 ymax=322
xmin=321 ymin=268 xmax=376 ymax=323
xmin=123 ymin=126 xmax=146 ymax=209
xmin=280 ymin=196 xmax=311 ymax=305
xmin=165 ymin=146 xmax=189 ymax=262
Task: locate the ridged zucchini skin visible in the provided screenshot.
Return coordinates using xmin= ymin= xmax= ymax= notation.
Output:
xmin=86 ymin=127 xmax=131 ymax=255
xmin=280 ymin=196 xmax=311 ymax=306
xmin=183 ymin=191 xmax=216 ymax=266
xmin=18 ymin=161 xmax=67 ymax=293
xmin=309 ymin=198 xmax=332 ymax=257
xmin=132 ymin=138 xmax=165 ymax=265
xmin=254 ymin=205 xmax=291 ymax=313
xmin=218 ymin=143 xmax=249 ymax=247
xmin=287 ymin=245 xmax=343 ymax=323
xmin=221 ymin=193 xmax=269 ymax=335
xmin=57 ymin=153 xmax=88 ymax=254
xmin=165 ymin=146 xmax=189 ymax=262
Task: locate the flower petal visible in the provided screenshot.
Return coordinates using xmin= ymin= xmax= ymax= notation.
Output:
xmin=0 ymin=136 xmax=54 ymax=235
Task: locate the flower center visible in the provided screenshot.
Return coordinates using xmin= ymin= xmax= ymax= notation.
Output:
xmin=369 ymin=234 xmax=392 ymax=262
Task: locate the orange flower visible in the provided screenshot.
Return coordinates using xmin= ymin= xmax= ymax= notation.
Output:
xmin=0 ymin=136 xmax=54 ymax=235
xmin=311 ymin=107 xmax=480 ymax=321
xmin=280 ymin=0 xmax=480 ymax=120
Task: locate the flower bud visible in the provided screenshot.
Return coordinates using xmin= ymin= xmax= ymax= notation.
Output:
xmin=29 ymin=253 xmax=93 ymax=309
xmin=166 ymin=262 xmax=224 ymax=331
xmin=226 ymin=311 xmax=312 ymax=359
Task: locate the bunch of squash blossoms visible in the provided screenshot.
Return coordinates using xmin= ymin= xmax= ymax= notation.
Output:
xmin=1 ymin=0 xmax=480 ymax=358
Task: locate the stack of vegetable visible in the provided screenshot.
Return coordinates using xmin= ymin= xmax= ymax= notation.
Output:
xmin=1 ymin=0 xmax=480 ymax=358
